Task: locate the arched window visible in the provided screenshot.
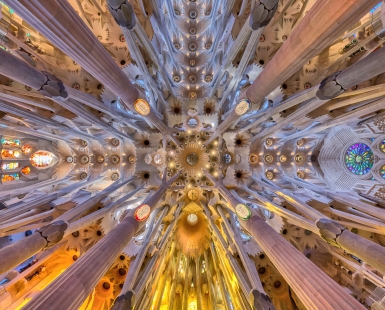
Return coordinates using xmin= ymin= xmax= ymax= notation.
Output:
xmin=1 ymin=138 xmax=20 ymax=147
xmin=2 ymin=173 xmax=19 ymax=182
xmin=1 ymin=162 xmax=20 ymax=170
xmin=29 ymin=151 xmax=54 ymax=168
xmin=1 ymin=149 xmax=21 ymax=158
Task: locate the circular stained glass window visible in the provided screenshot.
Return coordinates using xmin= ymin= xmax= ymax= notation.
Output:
xmin=345 ymin=143 xmax=374 ymax=175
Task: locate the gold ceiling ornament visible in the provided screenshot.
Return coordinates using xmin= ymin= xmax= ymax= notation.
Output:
xmin=265 ymin=138 xmax=274 ymax=146
xmin=175 ymin=142 xmax=210 ymax=177
xmin=133 ymin=98 xmax=150 ymax=116
xmin=80 ymin=155 xmax=90 ymax=164
xmin=249 ymin=154 xmax=259 ymax=164
xmin=295 ymin=154 xmax=304 ymax=164
xmin=265 ymin=171 xmax=274 ymax=180
xmin=111 ymin=138 xmax=120 ymax=146
xmin=110 ymin=155 xmax=120 ymax=164
xmin=279 ymin=155 xmax=287 ymax=162
xmin=296 ymin=139 xmax=305 ymax=146
xmin=174 ymin=206 xmax=210 ymax=258
xmin=264 ymin=154 xmax=274 ymax=164
xmin=297 ymin=170 xmax=305 ymax=179
xmin=188 ymin=189 xmax=199 ymax=200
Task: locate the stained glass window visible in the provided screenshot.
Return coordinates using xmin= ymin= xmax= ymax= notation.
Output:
xmin=29 ymin=151 xmax=54 ymax=168
xmin=21 ymin=166 xmax=31 ymax=175
xmin=345 ymin=143 xmax=374 ymax=175
xmin=1 ymin=149 xmax=20 ymax=158
xmin=1 ymin=162 xmax=20 ymax=170
xmin=380 ymin=165 xmax=385 ymax=179
xmin=380 ymin=140 xmax=385 ymax=153
xmin=21 ymin=144 xmax=32 ymax=154
xmin=2 ymin=173 xmax=19 ymax=182
xmin=1 ymin=138 xmax=20 ymax=147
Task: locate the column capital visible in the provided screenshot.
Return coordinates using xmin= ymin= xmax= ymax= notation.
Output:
xmin=37 ymin=220 xmax=69 ymax=250
xmin=107 ymin=0 xmax=136 ymax=30
xmin=316 ymin=218 xmax=346 ymax=248
xmin=112 ymin=291 xmax=133 ymax=309
xmin=250 ymin=289 xmax=274 ymax=310
xmin=38 ymin=71 xmax=68 ymax=99
xmin=316 ymin=71 xmax=345 ymax=100
xmin=249 ymin=0 xmax=279 ymax=30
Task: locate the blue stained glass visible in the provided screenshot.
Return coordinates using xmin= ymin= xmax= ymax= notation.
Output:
xmin=345 ymin=143 xmax=374 ymax=175
xmin=370 ymin=3 xmax=382 ymax=14
xmin=381 ymin=166 xmax=385 ymax=179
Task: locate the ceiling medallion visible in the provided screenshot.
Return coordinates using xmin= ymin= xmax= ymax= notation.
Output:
xmin=173 ymin=75 xmax=181 ymax=83
xmin=205 ymin=42 xmax=212 ymax=49
xmin=111 ymin=173 xmax=120 ymax=181
xmin=111 ymin=138 xmax=120 ymax=146
xmin=97 ymin=155 xmax=105 ymax=163
xmin=189 ymin=28 xmax=197 ymax=35
xmin=188 ymin=42 xmax=197 ymax=52
xmin=80 ymin=172 xmax=88 ymax=180
xmin=173 ymin=140 xmax=212 ymax=179
xmin=205 ymin=75 xmax=213 ymax=83
xmin=189 ymin=10 xmax=197 ymax=19
xmin=189 ymin=75 xmax=197 ymax=84
xmin=265 ymin=138 xmax=274 ymax=146
xmin=134 ymin=99 xmax=151 ymax=116
xmin=296 ymin=139 xmax=304 ymax=146
xmin=134 ymin=204 xmax=151 ymax=222
xmin=80 ymin=155 xmax=90 ymax=164
xmin=189 ymin=92 xmax=197 ymax=100
xmin=110 ymin=155 xmax=120 ymax=164
xmin=188 ymin=189 xmax=199 ymax=200
xmin=249 ymin=154 xmax=259 ymax=164
xmin=265 ymin=171 xmax=274 ymax=180
xmin=235 ymin=99 xmax=250 ymax=116
xmin=128 ymin=155 xmax=136 ymax=163
xmin=66 ymin=156 xmax=73 ymax=163
xmin=297 ymin=171 xmax=305 ymax=179
xmin=187 ymin=213 xmax=198 ymax=225
xmin=279 ymin=155 xmax=287 ymax=162
xmin=235 ymin=204 xmax=251 ymax=221
xmin=81 ymin=140 xmax=88 ymax=147
xmin=154 ymin=153 xmax=164 ymax=165
xmin=264 ymin=154 xmax=274 ymax=164
xmin=295 ymin=154 xmax=304 ymax=164
xmin=173 ymin=42 xmax=181 ymax=49
xmin=186 ymin=152 xmax=199 ymax=166
xmin=189 ymin=59 xmax=196 ymax=67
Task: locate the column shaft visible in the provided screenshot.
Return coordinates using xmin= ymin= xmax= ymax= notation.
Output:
xmin=245 ymin=0 xmax=380 ymax=105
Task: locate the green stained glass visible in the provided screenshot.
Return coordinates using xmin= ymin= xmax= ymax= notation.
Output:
xmin=345 ymin=143 xmax=373 ymax=175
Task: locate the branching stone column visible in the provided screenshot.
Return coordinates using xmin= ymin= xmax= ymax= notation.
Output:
xmin=243 ymin=0 xmax=380 ymax=106
xmin=316 ymin=219 xmax=385 ymax=274
xmin=0 ymin=220 xmax=68 ymax=275
xmin=216 ymin=205 xmax=273 ymax=310
xmin=316 ymin=45 xmax=385 ymax=100
xmin=281 ymin=175 xmax=385 ymax=223
xmin=204 ymin=172 xmax=366 ymax=310
xmin=111 ymin=205 xmax=174 ymax=310
xmin=4 ymin=0 xmax=176 ymax=139
xmin=24 ymin=172 xmax=180 ymax=310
